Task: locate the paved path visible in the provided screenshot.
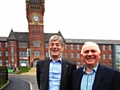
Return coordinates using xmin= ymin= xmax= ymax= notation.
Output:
xmin=2 ymin=76 xmax=30 ymax=90
xmin=2 ymin=74 xmax=39 ymax=90
xmin=18 ymin=75 xmax=38 ymax=90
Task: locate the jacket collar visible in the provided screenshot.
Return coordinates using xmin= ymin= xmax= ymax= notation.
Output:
xmin=92 ymin=64 xmax=105 ymax=90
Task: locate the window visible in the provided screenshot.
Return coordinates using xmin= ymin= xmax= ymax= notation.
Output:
xmin=77 ymin=44 xmax=80 ymax=50
xmin=19 ymin=60 xmax=22 ymax=66
xmin=36 ymin=27 xmax=40 ymax=36
xmin=45 ymin=43 xmax=49 ymax=48
xmin=27 ymin=48 xmax=30 ymax=57
xmin=25 ymin=60 xmax=28 ymax=66
xmin=109 ymin=45 xmax=112 ymax=50
xmin=32 ymin=28 xmax=35 ymax=36
xmin=103 ymin=62 xmax=106 ymax=66
xmin=10 ymin=41 xmax=14 ymax=44
xmin=34 ymin=50 xmax=37 ymax=56
xmin=65 ymin=52 xmax=68 ymax=58
xmin=11 ymin=46 xmax=14 ymax=65
xmin=19 ymin=51 xmax=22 ymax=57
xmin=102 ymin=54 xmax=106 ymax=59
xmin=109 ymin=62 xmax=112 ymax=68
xmin=22 ymin=51 xmax=25 ymax=57
xmin=0 ymin=51 xmax=2 ymax=56
xmin=38 ymin=50 xmax=40 ymax=56
xmin=5 ymin=51 xmax=8 ymax=56
xmin=65 ymin=44 xmax=67 ymax=49
xmin=5 ymin=60 xmax=8 ymax=66
xmin=70 ymin=44 xmax=74 ymax=49
xmin=18 ymin=42 xmax=28 ymax=48
xmin=71 ymin=53 xmax=74 ymax=58
xmin=109 ymin=54 xmax=112 ymax=59
xmin=102 ymin=45 xmax=106 ymax=50
xmin=5 ymin=42 xmax=8 ymax=47
xmin=0 ymin=42 xmax=1 ymax=47
xmin=25 ymin=51 xmax=27 ymax=57
xmin=0 ymin=60 xmax=2 ymax=66
xmin=33 ymin=41 xmax=40 ymax=47
xmin=115 ymin=45 xmax=120 ymax=52
xmin=34 ymin=50 xmax=40 ymax=56
xmin=77 ymin=62 xmax=80 ymax=67
xmin=115 ymin=45 xmax=120 ymax=70
xmin=116 ymin=61 xmax=120 ymax=70
xmin=116 ymin=54 xmax=120 ymax=61
xmin=21 ymin=51 xmax=27 ymax=57
xmin=77 ymin=53 xmax=80 ymax=58
xmin=46 ymin=52 xmax=49 ymax=57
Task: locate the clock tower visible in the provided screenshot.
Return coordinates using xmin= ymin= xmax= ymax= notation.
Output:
xmin=26 ymin=0 xmax=45 ymax=66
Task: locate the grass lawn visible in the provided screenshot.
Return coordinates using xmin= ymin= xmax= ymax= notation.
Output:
xmin=0 ymin=77 xmax=7 ymax=88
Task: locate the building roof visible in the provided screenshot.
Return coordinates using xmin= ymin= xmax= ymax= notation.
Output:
xmin=30 ymin=0 xmax=40 ymax=2
xmin=65 ymin=39 xmax=120 ymax=44
xmin=14 ymin=32 xmax=29 ymax=42
xmin=44 ymin=33 xmax=57 ymax=43
xmin=0 ymin=37 xmax=7 ymax=41
xmin=7 ymin=29 xmax=29 ymax=42
xmin=44 ymin=31 xmax=66 ymax=43
xmin=8 ymin=29 xmax=17 ymax=40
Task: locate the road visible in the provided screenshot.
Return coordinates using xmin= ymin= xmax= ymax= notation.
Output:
xmin=2 ymin=74 xmax=38 ymax=90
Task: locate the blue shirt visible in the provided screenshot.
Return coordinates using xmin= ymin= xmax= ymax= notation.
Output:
xmin=49 ymin=59 xmax=62 ymax=90
xmin=80 ymin=64 xmax=98 ymax=90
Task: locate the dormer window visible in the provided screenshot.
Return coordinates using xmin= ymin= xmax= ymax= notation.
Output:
xmin=10 ymin=41 xmax=14 ymax=45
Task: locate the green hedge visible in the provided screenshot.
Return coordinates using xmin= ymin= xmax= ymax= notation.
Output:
xmin=18 ymin=67 xmax=30 ymax=73
xmin=0 ymin=67 xmax=8 ymax=88
xmin=0 ymin=68 xmax=6 ymax=71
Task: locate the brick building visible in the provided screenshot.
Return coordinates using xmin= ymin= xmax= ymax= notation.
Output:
xmin=0 ymin=0 xmax=120 ymax=71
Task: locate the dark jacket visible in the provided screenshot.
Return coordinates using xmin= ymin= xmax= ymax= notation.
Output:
xmin=36 ymin=58 xmax=76 ymax=90
xmin=72 ymin=64 xmax=120 ymax=90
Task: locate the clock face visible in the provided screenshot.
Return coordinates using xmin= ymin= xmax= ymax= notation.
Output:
xmin=33 ymin=14 xmax=39 ymax=22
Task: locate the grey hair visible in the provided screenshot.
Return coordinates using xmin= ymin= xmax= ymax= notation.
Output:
xmin=81 ymin=41 xmax=101 ymax=54
xmin=49 ymin=35 xmax=64 ymax=46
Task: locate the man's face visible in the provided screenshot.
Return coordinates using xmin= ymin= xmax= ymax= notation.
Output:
xmin=48 ymin=40 xmax=64 ymax=60
xmin=81 ymin=45 xmax=101 ymax=67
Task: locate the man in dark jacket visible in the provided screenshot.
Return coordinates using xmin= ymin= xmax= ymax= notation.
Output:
xmin=72 ymin=41 xmax=120 ymax=90
xmin=36 ymin=35 xmax=76 ymax=90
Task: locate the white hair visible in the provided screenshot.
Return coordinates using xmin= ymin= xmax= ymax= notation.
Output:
xmin=49 ymin=35 xmax=64 ymax=46
xmin=81 ymin=41 xmax=101 ymax=54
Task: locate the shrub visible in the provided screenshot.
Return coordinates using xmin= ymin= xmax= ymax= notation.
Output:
xmin=18 ymin=66 xmax=30 ymax=73
xmin=16 ymin=70 xmax=22 ymax=74
xmin=0 ymin=67 xmax=8 ymax=88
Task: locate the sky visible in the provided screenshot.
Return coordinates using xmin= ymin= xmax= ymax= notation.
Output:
xmin=0 ymin=0 xmax=120 ymax=40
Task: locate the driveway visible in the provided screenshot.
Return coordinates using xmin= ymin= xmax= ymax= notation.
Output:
xmin=2 ymin=74 xmax=38 ymax=90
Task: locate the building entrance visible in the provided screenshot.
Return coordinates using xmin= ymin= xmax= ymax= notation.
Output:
xmin=33 ymin=59 xmax=40 ymax=67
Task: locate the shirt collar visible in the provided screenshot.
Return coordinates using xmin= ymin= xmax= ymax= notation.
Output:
xmin=83 ymin=63 xmax=99 ymax=73
xmin=50 ymin=57 xmax=62 ymax=62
